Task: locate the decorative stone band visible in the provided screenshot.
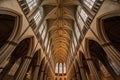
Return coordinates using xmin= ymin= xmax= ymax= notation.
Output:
xmin=25 ymin=56 xmax=32 ymax=59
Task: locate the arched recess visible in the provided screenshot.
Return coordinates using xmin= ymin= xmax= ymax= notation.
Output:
xmin=98 ymin=13 xmax=120 ymax=52
xmin=0 ymin=37 xmax=33 ymax=80
xmin=88 ymin=39 xmax=120 ymax=80
xmin=24 ymin=50 xmax=41 ymax=80
xmin=0 ymin=8 xmax=22 ymax=50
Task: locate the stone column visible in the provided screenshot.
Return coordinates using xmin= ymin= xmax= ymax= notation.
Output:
xmin=14 ymin=56 xmax=32 ymax=80
xmin=39 ymin=71 xmax=44 ymax=80
xmin=74 ymin=64 xmax=81 ymax=80
xmin=44 ymin=72 xmax=47 ymax=80
xmin=76 ymin=72 xmax=81 ymax=80
xmin=32 ymin=65 xmax=40 ymax=80
xmin=86 ymin=58 xmax=101 ymax=80
xmin=0 ymin=42 xmax=17 ymax=65
xmin=0 ymin=61 xmax=14 ymax=80
xmin=72 ymin=76 xmax=76 ymax=80
xmin=79 ymin=66 xmax=87 ymax=80
xmin=72 ymin=70 xmax=77 ymax=80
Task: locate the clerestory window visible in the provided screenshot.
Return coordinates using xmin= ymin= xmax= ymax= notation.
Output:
xmin=26 ymin=0 xmax=37 ymax=10
xmin=84 ymin=0 xmax=96 ymax=9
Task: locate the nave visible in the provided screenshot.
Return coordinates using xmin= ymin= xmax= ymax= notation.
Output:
xmin=0 ymin=0 xmax=120 ymax=80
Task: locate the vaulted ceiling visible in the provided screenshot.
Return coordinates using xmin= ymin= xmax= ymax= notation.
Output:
xmin=41 ymin=0 xmax=80 ymax=63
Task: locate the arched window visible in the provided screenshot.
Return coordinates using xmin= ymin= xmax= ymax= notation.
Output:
xmin=77 ymin=12 xmax=84 ymax=30
xmin=55 ymin=63 xmax=58 ymax=73
xmin=80 ymin=9 xmax=88 ymax=22
xmin=26 ymin=0 xmax=37 ymax=10
xmin=34 ymin=11 xmax=41 ymax=24
xmin=84 ymin=0 xmax=96 ymax=9
xmin=63 ymin=63 xmax=66 ymax=74
xmin=59 ymin=63 xmax=62 ymax=74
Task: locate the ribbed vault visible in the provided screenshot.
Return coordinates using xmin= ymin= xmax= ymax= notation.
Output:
xmin=42 ymin=0 xmax=80 ymax=63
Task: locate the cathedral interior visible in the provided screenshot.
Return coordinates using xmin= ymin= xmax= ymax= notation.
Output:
xmin=0 ymin=0 xmax=120 ymax=80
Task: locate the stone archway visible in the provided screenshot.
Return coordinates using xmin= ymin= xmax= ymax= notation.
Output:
xmin=0 ymin=14 xmax=15 ymax=48
xmin=0 ymin=38 xmax=32 ymax=80
xmin=88 ymin=40 xmax=120 ymax=80
xmin=0 ymin=8 xmax=22 ymax=51
xmin=97 ymin=15 xmax=120 ymax=74
xmin=103 ymin=16 xmax=120 ymax=52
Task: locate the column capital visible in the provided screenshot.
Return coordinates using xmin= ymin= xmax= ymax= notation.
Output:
xmin=101 ymin=42 xmax=111 ymax=47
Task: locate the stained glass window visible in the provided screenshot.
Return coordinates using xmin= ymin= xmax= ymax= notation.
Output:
xmin=59 ymin=63 xmax=62 ymax=74
xmin=55 ymin=63 xmax=58 ymax=73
